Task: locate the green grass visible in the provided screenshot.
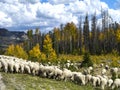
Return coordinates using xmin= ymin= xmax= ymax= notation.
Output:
xmin=1 ymin=72 xmax=94 ymax=90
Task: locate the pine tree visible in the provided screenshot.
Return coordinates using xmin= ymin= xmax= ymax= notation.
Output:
xmin=83 ymin=14 xmax=90 ymax=52
xmin=27 ymin=29 xmax=33 ymax=51
xmin=91 ymin=12 xmax=97 ymax=54
xmin=78 ymin=16 xmax=83 ymax=54
xmin=81 ymin=52 xmax=93 ymax=67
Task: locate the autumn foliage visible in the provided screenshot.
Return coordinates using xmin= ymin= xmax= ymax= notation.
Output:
xmin=43 ymin=34 xmax=57 ymax=60
xmin=5 ymin=44 xmax=28 ymax=59
xmin=29 ymin=43 xmax=46 ymax=62
xmin=5 ymin=34 xmax=57 ymax=62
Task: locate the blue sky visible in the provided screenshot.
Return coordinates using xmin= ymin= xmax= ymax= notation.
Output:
xmin=0 ymin=0 xmax=120 ymax=32
xmin=101 ymin=0 xmax=117 ymax=9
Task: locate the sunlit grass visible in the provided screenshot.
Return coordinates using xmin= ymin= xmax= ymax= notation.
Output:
xmin=2 ymin=72 xmax=94 ymax=90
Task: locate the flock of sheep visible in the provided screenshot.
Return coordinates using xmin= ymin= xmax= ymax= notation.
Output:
xmin=0 ymin=55 xmax=120 ymax=90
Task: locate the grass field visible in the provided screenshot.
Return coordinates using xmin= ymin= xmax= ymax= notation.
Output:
xmin=1 ymin=72 xmax=95 ymax=90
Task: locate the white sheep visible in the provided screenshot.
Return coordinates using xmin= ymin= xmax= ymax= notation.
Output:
xmin=61 ymin=68 xmax=72 ymax=81
xmin=100 ymin=63 xmax=104 ymax=67
xmin=0 ymin=59 xmax=8 ymax=73
xmin=44 ymin=66 xmax=55 ymax=78
xmin=91 ymin=76 xmax=101 ymax=87
xmin=24 ymin=64 xmax=31 ymax=74
xmin=52 ymin=67 xmax=63 ymax=80
xmin=39 ymin=64 xmax=47 ymax=77
xmin=83 ymin=66 xmax=93 ymax=75
xmin=105 ymin=65 xmax=109 ymax=70
xmin=87 ymin=66 xmax=93 ymax=74
xmin=8 ymin=59 xmax=14 ymax=73
xmin=48 ymin=66 xmax=59 ymax=78
xmin=14 ymin=63 xmax=20 ymax=73
xmin=110 ymin=67 xmax=118 ymax=74
xmin=110 ymin=67 xmax=119 ymax=78
xmin=101 ymin=69 xmax=107 ymax=75
xmin=31 ymin=63 xmax=40 ymax=76
xmin=85 ymin=74 xmax=92 ymax=84
xmin=71 ymin=72 xmax=80 ymax=82
xmin=107 ymin=79 xmax=113 ymax=87
xmin=19 ymin=63 xmax=24 ymax=73
xmin=66 ymin=62 xmax=70 ymax=68
xmin=100 ymin=77 xmax=108 ymax=90
xmin=73 ymin=73 xmax=86 ymax=85
xmin=71 ymin=71 xmax=86 ymax=85
xmin=112 ymin=78 xmax=120 ymax=89
xmin=0 ymin=61 xmax=2 ymax=69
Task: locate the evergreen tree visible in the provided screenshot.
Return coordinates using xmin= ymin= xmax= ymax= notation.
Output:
xmin=78 ymin=16 xmax=83 ymax=54
xmin=81 ymin=52 xmax=93 ymax=67
xmin=91 ymin=12 xmax=97 ymax=54
xmin=27 ymin=29 xmax=33 ymax=51
xmin=83 ymin=14 xmax=90 ymax=52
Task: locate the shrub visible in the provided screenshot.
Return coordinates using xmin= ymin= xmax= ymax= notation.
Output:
xmin=81 ymin=52 xmax=93 ymax=67
xmin=111 ymin=72 xmax=117 ymax=80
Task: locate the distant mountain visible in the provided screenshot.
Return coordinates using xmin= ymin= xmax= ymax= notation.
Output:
xmin=0 ymin=28 xmax=28 ymax=51
xmin=0 ymin=28 xmax=11 ymax=36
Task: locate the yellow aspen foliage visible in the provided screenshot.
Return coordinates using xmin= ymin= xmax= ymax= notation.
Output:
xmin=5 ymin=44 xmax=28 ymax=59
xmin=116 ymin=29 xmax=120 ymax=42
xmin=5 ymin=44 xmax=15 ymax=56
xmin=53 ymin=28 xmax=60 ymax=41
xmin=40 ymin=53 xmax=46 ymax=62
xmin=15 ymin=45 xmax=28 ymax=59
xmin=29 ymin=43 xmax=46 ymax=62
xmin=99 ymin=33 xmax=104 ymax=40
xmin=49 ymin=50 xmax=57 ymax=60
xmin=43 ymin=34 xmax=57 ymax=60
xmin=111 ymin=58 xmax=119 ymax=67
xmin=29 ymin=44 xmax=41 ymax=59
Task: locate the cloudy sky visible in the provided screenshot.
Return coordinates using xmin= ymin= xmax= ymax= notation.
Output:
xmin=0 ymin=0 xmax=120 ymax=32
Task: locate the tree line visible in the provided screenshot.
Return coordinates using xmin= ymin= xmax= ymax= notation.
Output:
xmin=5 ymin=10 xmax=120 ymax=61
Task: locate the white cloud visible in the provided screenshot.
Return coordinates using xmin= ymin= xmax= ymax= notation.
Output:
xmin=0 ymin=0 xmax=119 ymax=31
xmin=109 ymin=9 xmax=120 ymax=22
xmin=0 ymin=0 xmax=18 ymax=4
xmin=48 ymin=0 xmax=78 ymax=4
xmin=0 ymin=11 xmax=12 ymax=27
xmin=19 ymin=0 xmax=40 ymax=4
xmin=0 ymin=0 xmax=40 ymax=4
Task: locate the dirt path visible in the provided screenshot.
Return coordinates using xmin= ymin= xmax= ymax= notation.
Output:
xmin=0 ymin=73 xmax=6 ymax=90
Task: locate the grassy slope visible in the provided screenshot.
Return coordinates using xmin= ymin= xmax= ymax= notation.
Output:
xmin=1 ymin=72 xmax=94 ymax=90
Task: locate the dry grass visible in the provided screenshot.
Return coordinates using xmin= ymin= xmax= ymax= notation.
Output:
xmin=58 ymin=54 xmax=120 ymax=67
